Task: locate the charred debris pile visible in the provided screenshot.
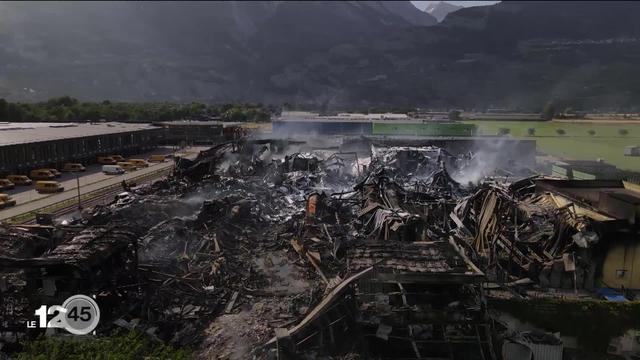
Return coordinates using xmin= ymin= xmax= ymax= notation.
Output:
xmin=0 ymin=139 xmax=616 ymax=358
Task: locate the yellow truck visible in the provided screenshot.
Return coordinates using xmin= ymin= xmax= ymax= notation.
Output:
xmin=63 ymin=163 xmax=86 ymax=172
xmin=148 ymin=154 xmax=167 ymax=163
xmin=117 ymin=162 xmax=138 ymax=172
xmin=127 ymin=159 xmax=149 ymax=168
xmin=97 ymin=156 xmax=117 ymax=165
xmin=0 ymin=178 xmax=15 ymax=190
xmin=7 ymin=175 xmax=32 ymax=186
xmin=35 ymin=181 xmax=64 ymax=194
xmin=0 ymin=194 xmax=16 ymax=209
xmin=30 ymin=169 xmax=56 ymax=180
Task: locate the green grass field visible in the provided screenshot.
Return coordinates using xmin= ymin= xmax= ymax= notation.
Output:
xmin=465 ymin=120 xmax=640 ymax=171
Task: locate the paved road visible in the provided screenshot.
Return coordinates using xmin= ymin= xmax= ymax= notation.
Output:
xmin=0 ymin=146 xmax=205 ymax=221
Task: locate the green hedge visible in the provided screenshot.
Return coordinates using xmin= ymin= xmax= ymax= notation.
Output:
xmin=14 ymin=330 xmax=192 ymax=360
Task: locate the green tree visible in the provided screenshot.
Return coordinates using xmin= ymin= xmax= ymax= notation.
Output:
xmin=46 ymin=95 xmax=78 ymax=108
xmin=498 ymin=128 xmax=511 ymax=136
xmin=527 ymin=128 xmax=536 ymax=136
xmin=189 ymin=102 xmax=206 ymax=114
xmin=51 ymin=106 xmax=70 ymax=121
xmin=79 ymin=103 xmax=102 ymax=121
xmin=254 ymin=109 xmax=271 ymax=122
xmin=587 ymin=129 xmax=596 ymax=136
xmin=0 ymin=98 xmax=7 ymax=121
xmin=219 ymin=103 xmax=234 ymax=113
xmin=7 ymin=103 xmax=24 ymax=122
xmin=223 ymin=107 xmax=247 ymax=122
xmin=245 ymin=108 xmax=257 ymax=121
xmin=619 ymin=129 xmax=629 ymax=136
xmin=556 ymin=128 xmax=566 ymax=136
xmin=207 ymin=105 xmax=221 ymax=116
xmin=1 ymin=97 xmax=271 ymax=123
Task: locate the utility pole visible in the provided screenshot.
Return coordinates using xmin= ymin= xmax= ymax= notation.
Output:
xmin=75 ymin=171 xmax=82 ymax=209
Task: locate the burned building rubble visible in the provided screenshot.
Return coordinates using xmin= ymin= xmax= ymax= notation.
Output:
xmin=1 ymin=136 xmax=639 ymax=359
xmin=267 ymin=146 xmax=493 ymax=359
xmin=451 ymin=177 xmax=640 ymax=295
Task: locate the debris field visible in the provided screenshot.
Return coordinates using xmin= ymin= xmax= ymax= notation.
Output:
xmin=0 ymin=136 xmax=630 ymax=359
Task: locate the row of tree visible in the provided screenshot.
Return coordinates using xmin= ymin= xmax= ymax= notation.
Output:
xmin=498 ymin=128 xmax=630 ymax=136
xmin=0 ymin=97 xmax=604 ymax=124
xmin=0 ymin=97 xmax=274 ymax=123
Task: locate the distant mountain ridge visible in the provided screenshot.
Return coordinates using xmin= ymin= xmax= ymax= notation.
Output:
xmin=0 ymin=1 xmax=639 ymax=111
xmin=423 ymin=1 xmax=463 ymax=22
xmin=0 ymin=1 xmax=435 ymax=102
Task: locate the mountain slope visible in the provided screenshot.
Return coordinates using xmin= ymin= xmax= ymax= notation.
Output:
xmin=270 ymin=1 xmax=640 ymax=110
xmin=0 ymin=1 xmax=639 ymax=111
xmin=424 ymin=1 xmax=463 ymax=22
xmin=0 ymin=1 xmax=435 ymax=102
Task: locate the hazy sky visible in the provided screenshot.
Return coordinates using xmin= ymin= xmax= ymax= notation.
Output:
xmin=411 ymin=1 xmax=500 ymax=11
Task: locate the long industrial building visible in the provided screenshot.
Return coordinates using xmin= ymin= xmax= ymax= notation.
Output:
xmin=272 ymin=111 xmax=478 ymax=136
xmin=153 ymin=120 xmax=244 ymax=145
xmin=273 ymin=111 xmax=537 ymax=168
xmin=0 ymin=122 xmax=164 ymax=174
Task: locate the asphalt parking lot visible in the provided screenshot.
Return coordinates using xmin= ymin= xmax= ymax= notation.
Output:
xmin=0 ymin=146 xmax=204 ymax=221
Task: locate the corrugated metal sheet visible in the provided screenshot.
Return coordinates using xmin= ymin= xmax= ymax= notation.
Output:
xmin=520 ymin=341 xmax=563 ymax=360
xmin=503 ymin=338 xmax=563 ymax=360
xmin=502 ymin=341 xmax=533 ymax=360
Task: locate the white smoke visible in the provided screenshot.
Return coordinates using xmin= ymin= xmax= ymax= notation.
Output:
xmin=449 ymin=136 xmax=530 ymax=185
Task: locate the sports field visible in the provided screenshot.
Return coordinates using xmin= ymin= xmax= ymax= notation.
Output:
xmin=465 ymin=120 xmax=640 ymax=171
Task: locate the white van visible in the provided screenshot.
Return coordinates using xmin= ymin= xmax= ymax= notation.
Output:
xmin=102 ymin=165 xmax=125 ymax=175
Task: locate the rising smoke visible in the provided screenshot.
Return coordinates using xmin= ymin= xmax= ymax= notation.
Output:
xmin=448 ymin=136 xmax=532 ymax=185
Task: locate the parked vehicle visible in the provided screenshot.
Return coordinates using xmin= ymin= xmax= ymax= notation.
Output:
xmin=0 ymin=179 xmax=15 ymax=191
xmin=48 ymin=169 xmax=62 ymax=178
xmin=148 ymin=154 xmax=167 ymax=163
xmin=127 ymin=159 xmax=149 ymax=168
xmin=117 ymin=162 xmax=138 ymax=172
xmin=110 ymin=155 xmax=125 ymax=162
xmin=7 ymin=175 xmax=31 ymax=186
xmin=29 ymin=169 xmax=56 ymax=180
xmin=35 ymin=181 xmax=64 ymax=193
xmin=62 ymin=163 xmax=86 ymax=172
xmin=102 ymin=165 xmax=125 ymax=175
xmin=114 ymin=192 xmax=135 ymax=206
xmin=97 ymin=156 xmax=117 ymax=165
xmin=0 ymin=194 xmax=16 ymax=208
